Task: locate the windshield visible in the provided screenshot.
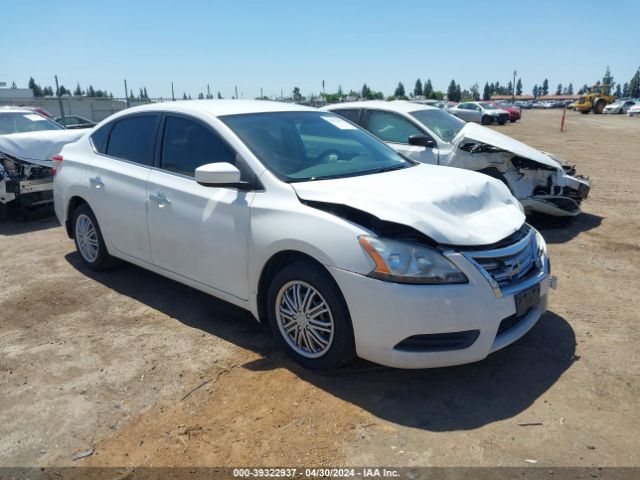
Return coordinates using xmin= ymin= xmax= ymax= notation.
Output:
xmin=221 ymin=111 xmax=413 ymax=182
xmin=409 ymin=108 xmax=465 ymax=143
xmin=478 ymin=102 xmax=498 ymax=110
xmin=0 ymin=112 xmax=64 ymax=135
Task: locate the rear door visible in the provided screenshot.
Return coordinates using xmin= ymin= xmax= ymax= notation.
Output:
xmin=363 ymin=109 xmax=438 ymax=165
xmin=145 ymin=114 xmax=254 ymax=300
xmin=87 ymin=114 xmax=160 ymax=262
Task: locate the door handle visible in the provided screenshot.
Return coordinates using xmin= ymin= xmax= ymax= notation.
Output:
xmin=149 ymin=192 xmax=171 ymax=207
xmin=89 ymin=176 xmax=104 ymax=188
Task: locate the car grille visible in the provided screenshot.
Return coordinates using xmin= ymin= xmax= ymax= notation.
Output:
xmin=463 ymin=227 xmax=543 ymax=295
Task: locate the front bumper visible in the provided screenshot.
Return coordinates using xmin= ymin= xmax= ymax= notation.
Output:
xmin=328 ymin=252 xmax=553 ymax=369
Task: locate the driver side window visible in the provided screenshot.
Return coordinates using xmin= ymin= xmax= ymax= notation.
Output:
xmin=160 ymin=116 xmax=236 ymax=177
xmin=364 ymin=110 xmax=423 ymax=144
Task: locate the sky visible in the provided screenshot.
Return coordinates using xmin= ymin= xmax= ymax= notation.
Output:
xmin=2 ymin=0 xmax=639 ymax=99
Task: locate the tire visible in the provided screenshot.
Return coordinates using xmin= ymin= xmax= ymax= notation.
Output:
xmin=510 ymin=119 xmax=517 ymax=123
xmin=580 ymin=109 xmax=589 ymax=114
xmin=267 ymin=261 xmax=355 ymax=370
xmin=593 ymin=100 xmax=605 ymax=114
xmin=72 ymin=203 xmax=118 ymax=271
xmin=481 ymin=115 xmax=492 ymax=125
xmin=498 ymin=119 xmax=507 ymax=125
xmin=0 ymin=202 xmax=6 ymax=221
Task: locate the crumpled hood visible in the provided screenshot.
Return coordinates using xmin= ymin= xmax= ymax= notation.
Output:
xmin=292 ymin=164 xmax=525 ymax=246
xmin=454 ymin=122 xmax=561 ymax=170
xmin=0 ymin=130 xmax=85 ymax=167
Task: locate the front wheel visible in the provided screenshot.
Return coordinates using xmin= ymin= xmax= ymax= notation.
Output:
xmin=498 ymin=119 xmax=507 ymax=125
xmin=481 ymin=115 xmax=492 ymax=125
xmin=267 ymin=261 xmax=355 ymax=370
xmin=73 ymin=203 xmax=118 ymax=271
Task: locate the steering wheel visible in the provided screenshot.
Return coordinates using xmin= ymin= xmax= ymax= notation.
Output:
xmin=315 ymin=149 xmax=341 ymax=164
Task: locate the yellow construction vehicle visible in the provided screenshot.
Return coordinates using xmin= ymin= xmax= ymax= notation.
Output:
xmin=575 ymin=84 xmax=615 ymax=114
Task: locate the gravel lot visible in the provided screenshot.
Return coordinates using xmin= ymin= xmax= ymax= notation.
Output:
xmin=1 ymin=110 xmax=638 ymax=468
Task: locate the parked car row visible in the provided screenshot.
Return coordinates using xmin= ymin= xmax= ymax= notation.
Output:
xmin=4 ymin=99 xmax=591 ymax=371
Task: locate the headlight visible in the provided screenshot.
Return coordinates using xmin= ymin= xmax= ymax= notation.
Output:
xmin=534 ymin=229 xmax=548 ymax=268
xmin=358 ymin=235 xmax=468 ymax=285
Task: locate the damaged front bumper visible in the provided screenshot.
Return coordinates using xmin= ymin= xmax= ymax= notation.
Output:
xmin=0 ymin=152 xmax=54 ymax=212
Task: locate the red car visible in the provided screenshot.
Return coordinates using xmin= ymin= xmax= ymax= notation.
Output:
xmin=491 ymin=102 xmax=521 ymax=122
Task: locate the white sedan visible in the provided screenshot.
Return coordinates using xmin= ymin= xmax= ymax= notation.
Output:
xmin=448 ymin=101 xmax=510 ymax=125
xmin=324 ymin=101 xmax=591 ymax=217
xmin=54 ymin=100 xmax=553 ymax=370
xmin=604 ymin=100 xmax=637 ymax=114
xmin=628 ymin=104 xmax=640 ymax=117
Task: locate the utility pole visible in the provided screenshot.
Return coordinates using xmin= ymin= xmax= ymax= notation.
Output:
xmin=124 ymin=79 xmax=130 ymax=108
xmin=512 ymin=70 xmax=517 ymax=103
xmin=235 ymin=85 xmax=238 ymax=99
xmin=207 ymin=84 xmax=211 ymax=99
xmin=171 ymin=82 xmax=175 ymax=101
xmin=55 ymin=75 xmax=65 ymax=121
xmin=260 ymin=87 xmax=263 ymax=98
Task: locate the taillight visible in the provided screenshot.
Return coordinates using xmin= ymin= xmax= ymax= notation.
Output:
xmin=51 ymin=154 xmax=63 ymax=176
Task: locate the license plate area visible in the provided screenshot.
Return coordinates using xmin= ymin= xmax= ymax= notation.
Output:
xmin=514 ymin=283 xmax=541 ymax=317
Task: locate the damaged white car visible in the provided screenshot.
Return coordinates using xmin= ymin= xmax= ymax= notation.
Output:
xmin=325 ymin=101 xmax=592 ymax=217
xmin=0 ymin=107 xmax=84 ymax=219
xmin=55 ymin=100 xmax=555 ymax=370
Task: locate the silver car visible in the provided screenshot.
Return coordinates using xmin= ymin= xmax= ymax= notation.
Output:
xmin=448 ymin=102 xmax=510 ymax=125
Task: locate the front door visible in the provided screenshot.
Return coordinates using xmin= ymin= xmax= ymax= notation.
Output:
xmin=145 ymin=114 xmax=254 ymax=300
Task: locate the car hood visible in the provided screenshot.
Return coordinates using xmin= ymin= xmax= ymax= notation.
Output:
xmin=0 ymin=129 xmax=85 ymax=167
xmin=291 ymin=163 xmax=525 ymax=246
xmin=452 ymin=122 xmax=561 ymax=169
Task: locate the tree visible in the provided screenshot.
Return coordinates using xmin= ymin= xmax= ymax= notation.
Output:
xmin=470 ymin=83 xmax=480 ymax=101
xmin=603 ymin=66 xmax=614 ymax=89
xmin=88 ymin=85 xmax=96 ymax=97
xmin=556 ymin=83 xmax=563 ymax=95
xmin=516 ymin=78 xmax=523 ymax=96
xmin=567 ymin=83 xmax=574 ymax=95
xmin=394 ymin=81 xmax=405 ymax=98
xmin=421 ymin=79 xmax=431 ymax=99
xmin=614 ymin=84 xmax=621 ymax=97
xmin=143 ymin=87 xmax=149 ymax=99
xmin=629 ymin=68 xmax=640 ymax=98
xmin=482 ymin=82 xmax=491 ymax=100
xmin=217 ymin=92 xmax=222 ymax=99
xmin=198 ymin=92 xmax=205 ymax=99
xmin=28 ymin=77 xmax=43 ymax=97
xmin=11 ymin=81 xmax=17 ymax=89
xmin=74 ymin=83 xmax=82 ymax=96
xmin=292 ymin=86 xmax=303 ymax=102
xmin=506 ymin=80 xmax=513 ymax=96
xmin=489 ymin=82 xmax=495 ymax=95
xmin=447 ymin=80 xmax=462 ymax=102
xmin=542 ymin=79 xmax=549 ymax=96
xmin=532 ymin=84 xmax=539 ymax=98
xmin=183 ymin=93 xmax=188 ymax=100
xmin=622 ymin=82 xmax=630 ymax=97
xmin=361 ymin=83 xmax=371 ymax=100
xmin=413 ymin=78 xmax=423 ymax=97
xmin=58 ymin=85 xmax=69 ymax=96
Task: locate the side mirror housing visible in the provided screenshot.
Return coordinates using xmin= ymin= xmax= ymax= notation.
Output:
xmin=408 ymin=134 xmax=437 ymax=148
xmin=195 ymin=162 xmax=241 ymax=186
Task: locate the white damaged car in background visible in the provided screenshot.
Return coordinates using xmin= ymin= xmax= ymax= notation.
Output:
xmin=325 ymin=101 xmax=592 ymax=217
xmin=0 ymin=107 xmax=84 ymax=219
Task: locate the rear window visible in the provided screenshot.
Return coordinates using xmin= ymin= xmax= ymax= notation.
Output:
xmin=330 ymin=109 xmax=360 ymax=124
xmin=105 ymin=115 xmax=159 ymax=165
xmin=90 ymin=123 xmax=111 ymax=153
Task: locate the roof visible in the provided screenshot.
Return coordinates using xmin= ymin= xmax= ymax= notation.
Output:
xmin=113 ymin=99 xmax=316 ymax=118
xmin=323 ymin=100 xmax=438 ymax=113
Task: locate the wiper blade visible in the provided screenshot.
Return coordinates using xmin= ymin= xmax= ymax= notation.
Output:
xmin=368 ymin=164 xmax=409 ymax=174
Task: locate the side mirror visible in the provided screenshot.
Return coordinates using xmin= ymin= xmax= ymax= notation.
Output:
xmin=195 ymin=162 xmax=241 ymax=186
xmin=408 ymin=134 xmax=437 ymax=148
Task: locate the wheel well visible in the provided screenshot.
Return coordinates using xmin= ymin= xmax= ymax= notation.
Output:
xmin=65 ymin=196 xmax=88 ymax=238
xmin=256 ymin=251 xmax=329 ymax=324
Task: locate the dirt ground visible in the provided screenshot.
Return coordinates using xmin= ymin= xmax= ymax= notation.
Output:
xmin=1 ymin=110 xmax=639 ymax=469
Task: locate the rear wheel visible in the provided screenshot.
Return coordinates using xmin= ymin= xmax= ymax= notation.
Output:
xmin=481 ymin=115 xmax=492 ymax=125
xmin=267 ymin=261 xmax=355 ymax=370
xmin=73 ymin=203 xmax=118 ymax=271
